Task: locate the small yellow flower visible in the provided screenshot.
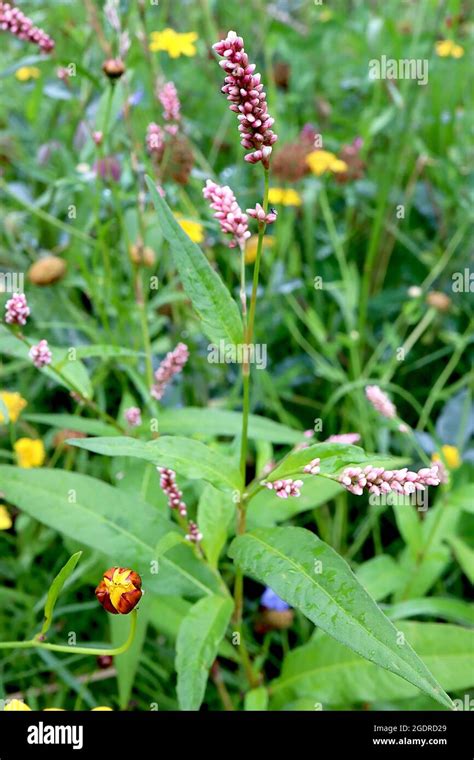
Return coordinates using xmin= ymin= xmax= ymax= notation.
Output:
xmin=4 ymin=699 xmax=31 ymax=711
xmin=176 ymin=216 xmax=204 ymax=244
xmin=91 ymin=706 xmax=113 ymax=711
xmin=0 ymin=506 xmax=12 ymax=531
xmin=435 ymin=40 xmax=464 ymax=58
xmin=0 ymin=391 xmax=27 ymax=424
xmin=15 ymin=66 xmax=41 ymax=82
xmin=245 ymin=235 xmax=274 ymax=264
xmin=432 ymin=445 xmax=461 ymax=470
xmin=14 ymin=438 xmax=46 ymax=469
xmin=149 ymin=29 xmax=198 ymax=58
xmin=306 ymin=150 xmax=349 ymax=176
xmin=268 ymin=187 xmax=302 ymax=206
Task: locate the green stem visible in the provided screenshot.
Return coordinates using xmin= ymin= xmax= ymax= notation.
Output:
xmin=0 ymin=610 xmax=137 ymax=656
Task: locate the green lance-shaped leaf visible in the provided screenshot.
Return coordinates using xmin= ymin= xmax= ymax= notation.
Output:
xmin=176 ymin=594 xmax=233 ymax=711
xmin=67 ymin=435 xmax=241 ymax=493
xmin=41 ymin=552 xmax=83 ymax=636
xmin=229 ymin=527 xmax=454 ymax=709
xmin=146 ymin=175 xmax=243 ymax=346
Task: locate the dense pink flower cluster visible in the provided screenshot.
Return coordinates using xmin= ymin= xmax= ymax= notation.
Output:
xmin=29 ymin=339 xmax=52 ymax=369
xmin=124 ymin=406 xmax=142 ymax=427
xmin=158 ymin=467 xmax=187 ymax=516
xmin=0 ymin=2 xmax=54 ymax=52
xmin=339 ymin=465 xmax=441 ymax=496
xmin=213 ymin=30 xmax=277 ymax=167
xmin=203 ymin=180 xmax=250 ymax=249
xmin=151 ymin=342 xmax=189 ymax=400
xmin=263 ymin=478 xmax=303 ymax=499
xmin=326 ymin=433 xmax=361 ymax=444
xmin=303 ymin=458 xmax=320 ymax=475
xmin=247 ymin=203 xmax=277 ymax=225
xmin=146 ymin=122 xmax=165 ymax=157
xmin=158 ymin=81 xmax=180 ymax=133
xmin=4 ymin=292 xmax=30 ymax=326
xmin=365 ymin=385 xmax=396 ymax=419
xmin=185 ymin=521 xmax=203 ymax=544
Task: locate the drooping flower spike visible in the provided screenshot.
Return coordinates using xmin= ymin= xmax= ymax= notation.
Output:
xmin=203 ymin=180 xmax=250 ymax=250
xmin=338 ymin=465 xmax=441 ymax=497
xmin=95 ymin=567 xmax=142 ymax=615
xmin=151 ymin=342 xmax=189 ymax=400
xmin=213 ymin=30 xmax=277 ymax=167
xmin=4 ymin=292 xmax=30 ymax=326
xmin=0 ymin=2 xmax=54 ymax=52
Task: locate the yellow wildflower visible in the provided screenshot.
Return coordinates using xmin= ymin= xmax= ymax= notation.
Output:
xmin=176 ymin=216 xmax=204 ymax=244
xmin=0 ymin=391 xmax=27 ymax=424
xmin=306 ymin=150 xmax=348 ymax=176
xmin=91 ymin=706 xmax=113 ymax=711
xmin=15 ymin=66 xmax=41 ymax=82
xmin=0 ymin=506 xmax=12 ymax=531
xmin=432 ymin=445 xmax=461 ymax=470
xmin=245 ymin=235 xmax=274 ymax=264
xmin=149 ymin=29 xmax=198 ymax=58
xmin=4 ymin=699 xmax=31 ymax=711
xmin=435 ymin=40 xmax=464 ymax=58
xmin=14 ymin=438 xmax=46 ymax=469
xmin=268 ymin=188 xmax=302 ymax=206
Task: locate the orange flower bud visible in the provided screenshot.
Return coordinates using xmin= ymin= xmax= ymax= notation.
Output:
xmin=95 ymin=567 xmax=142 ymax=615
xmin=102 ymin=58 xmax=125 ymax=79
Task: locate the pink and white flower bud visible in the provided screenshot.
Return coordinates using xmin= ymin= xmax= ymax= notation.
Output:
xmin=29 ymin=339 xmax=52 ymax=369
xmin=246 ymin=203 xmax=277 ymax=224
xmin=124 ymin=406 xmax=142 ymax=427
xmin=365 ymin=385 xmax=397 ymax=419
xmin=5 ymin=293 xmax=30 ymax=326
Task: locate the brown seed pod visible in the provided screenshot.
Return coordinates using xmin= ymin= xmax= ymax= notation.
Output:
xmin=254 ymin=608 xmax=294 ymax=634
xmin=95 ymin=567 xmax=142 ymax=614
xmin=28 ymin=256 xmax=67 ymax=286
xmin=130 ymin=241 xmax=156 ymax=267
xmin=102 ymin=58 xmax=125 ymax=80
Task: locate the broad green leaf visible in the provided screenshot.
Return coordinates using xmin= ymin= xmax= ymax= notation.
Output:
xmin=447 ymin=536 xmax=474 ymax=584
xmin=265 ymin=443 xmax=367 ymax=481
xmin=229 ymin=527 xmax=454 ymax=709
xmin=146 ymin=175 xmax=243 ymax=346
xmin=0 ymin=466 xmax=219 ymax=599
xmin=158 ymin=407 xmax=302 ymax=444
xmin=248 ymin=476 xmax=342 ymax=528
xmin=0 ymin=327 xmax=92 ymax=399
xmin=24 ymin=413 xmax=118 ymax=437
xmin=385 ymin=598 xmax=474 ymax=627
xmin=244 ymin=687 xmax=269 ymax=711
xmin=449 ymin=485 xmax=474 ymax=514
xmin=271 ymin=623 xmax=474 ymax=709
xmin=110 ymin=593 xmax=151 ymax=709
xmin=176 ymin=594 xmax=234 ymax=711
xmin=41 ymin=551 xmax=82 ymax=636
xmin=68 ymin=435 xmax=241 ymax=492
xmin=198 ymin=485 xmax=235 ymax=568
xmin=356 ymin=555 xmax=406 ymax=601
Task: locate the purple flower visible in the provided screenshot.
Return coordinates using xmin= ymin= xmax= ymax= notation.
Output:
xmin=213 ymin=30 xmax=277 ymax=167
xmin=203 ymin=180 xmax=250 ymax=250
xmin=94 ymin=156 xmax=121 ymax=183
xmin=0 ymin=2 xmax=54 ymax=52
xmin=158 ymin=467 xmax=187 ymax=516
xmin=5 ymin=292 xmax=29 ymax=326
xmin=29 ymin=339 xmax=52 ymax=369
xmin=261 ymin=587 xmax=290 ymax=611
xmin=151 ymin=342 xmax=189 ymax=400
xmin=124 ymin=406 xmax=142 ymax=427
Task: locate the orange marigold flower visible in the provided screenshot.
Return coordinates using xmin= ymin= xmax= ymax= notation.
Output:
xmin=95 ymin=567 xmax=142 ymax=615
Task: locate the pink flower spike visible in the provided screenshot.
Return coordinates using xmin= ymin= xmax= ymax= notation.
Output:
xmin=246 ymin=203 xmax=277 ymax=225
xmin=303 ymin=458 xmax=321 ymax=476
xmin=151 ymin=342 xmax=189 ymax=400
xmin=263 ymin=478 xmax=303 ymax=499
xmin=326 ymin=433 xmax=361 ymax=445
xmin=146 ymin=122 xmax=165 ymax=157
xmin=158 ymin=467 xmax=187 ymax=516
xmin=365 ymin=385 xmax=397 ymax=419
xmin=185 ymin=520 xmax=203 ymax=544
xmin=5 ymin=292 xmax=30 ymax=326
xmin=213 ymin=30 xmax=277 ymax=167
xmin=339 ymin=465 xmax=441 ymax=496
xmin=158 ymin=81 xmax=181 ymax=124
xmin=203 ymin=180 xmax=250 ymax=249
xmin=0 ymin=2 xmax=54 ymax=52
xmin=124 ymin=406 xmax=142 ymax=427
xmin=29 ymin=339 xmax=52 ymax=369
